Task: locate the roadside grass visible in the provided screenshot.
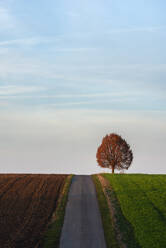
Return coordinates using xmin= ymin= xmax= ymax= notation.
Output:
xmin=104 ymin=183 xmax=140 ymax=248
xmin=103 ymin=174 xmax=166 ymax=248
xmin=42 ymin=175 xmax=73 ymax=248
xmin=92 ymin=175 xmax=119 ymax=248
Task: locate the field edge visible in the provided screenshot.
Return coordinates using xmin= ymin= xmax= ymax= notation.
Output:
xmin=92 ymin=174 xmax=119 ymax=248
xmin=41 ymin=174 xmax=73 ymax=248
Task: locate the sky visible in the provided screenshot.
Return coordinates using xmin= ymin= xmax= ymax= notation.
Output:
xmin=0 ymin=0 xmax=166 ymax=174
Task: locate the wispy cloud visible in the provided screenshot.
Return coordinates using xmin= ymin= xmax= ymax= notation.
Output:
xmin=45 ymin=98 xmax=136 ymax=107
xmin=0 ymin=85 xmax=45 ymax=95
xmin=0 ymin=36 xmax=61 ymax=46
xmin=108 ymin=26 xmax=166 ymax=34
xmin=0 ymin=47 xmax=9 ymax=54
xmin=67 ymin=11 xmax=81 ymax=18
xmin=0 ymin=91 xmax=144 ymax=99
xmin=0 ymin=37 xmax=96 ymax=53
xmin=48 ymin=101 xmax=100 ymax=107
xmin=39 ymin=92 xmax=139 ymax=98
xmin=0 ymin=58 xmax=65 ymax=79
xmin=0 ymin=6 xmax=16 ymax=31
xmin=0 ymin=99 xmax=9 ymax=107
xmin=54 ymin=47 xmax=97 ymax=53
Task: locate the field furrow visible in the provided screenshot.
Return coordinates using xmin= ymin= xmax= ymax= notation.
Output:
xmin=0 ymin=174 xmax=67 ymax=248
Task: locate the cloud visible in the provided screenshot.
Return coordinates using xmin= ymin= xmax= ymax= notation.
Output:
xmin=0 ymin=90 xmax=149 ymax=111
xmin=0 ymin=47 xmax=9 ymax=54
xmin=0 ymin=58 xmax=65 ymax=80
xmin=0 ymin=52 xmax=165 ymax=85
xmin=0 ymin=99 xmax=9 ymax=107
xmin=0 ymin=85 xmax=45 ymax=95
xmin=0 ymin=91 xmax=142 ymax=98
xmin=0 ymin=37 xmax=60 ymax=47
xmin=0 ymin=38 xmax=41 ymax=46
xmin=0 ymin=6 xmax=15 ymax=31
xmin=54 ymin=47 xmax=97 ymax=53
xmin=67 ymin=11 xmax=81 ymax=18
xmin=107 ymin=26 xmax=166 ymax=34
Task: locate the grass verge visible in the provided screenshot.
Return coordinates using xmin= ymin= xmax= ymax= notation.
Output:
xmin=101 ymin=176 xmax=140 ymax=248
xmin=92 ymin=175 xmax=119 ymax=248
xmin=42 ymin=175 xmax=73 ymax=248
xmin=103 ymin=174 xmax=166 ymax=248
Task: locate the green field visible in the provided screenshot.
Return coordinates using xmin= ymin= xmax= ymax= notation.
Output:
xmin=99 ymin=174 xmax=166 ymax=248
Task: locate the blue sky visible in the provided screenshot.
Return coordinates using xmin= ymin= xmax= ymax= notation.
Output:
xmin=0 ymin=0 xmax=166 ymax=174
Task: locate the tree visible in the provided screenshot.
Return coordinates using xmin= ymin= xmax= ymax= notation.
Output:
xmin=96 ymin=133 xmax=133 ymax=174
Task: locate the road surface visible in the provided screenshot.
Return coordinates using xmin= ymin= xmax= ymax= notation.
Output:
xmin=60 ymin=175 xmax=106 ymax=248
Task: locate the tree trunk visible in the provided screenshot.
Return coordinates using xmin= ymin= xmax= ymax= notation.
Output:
xmin=112 ymin=167 xmax=115 ymax=174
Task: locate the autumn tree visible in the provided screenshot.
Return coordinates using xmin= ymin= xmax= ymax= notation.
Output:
xmin=96 ymin=133 xmax=133 ymax=174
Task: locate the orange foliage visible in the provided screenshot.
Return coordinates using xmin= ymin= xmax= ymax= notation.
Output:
xmin=96 ymin=133 xmax=133 ymax=173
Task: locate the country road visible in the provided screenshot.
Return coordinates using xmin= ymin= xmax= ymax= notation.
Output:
xmin=60 ymin=175 xmax=106 ymax=248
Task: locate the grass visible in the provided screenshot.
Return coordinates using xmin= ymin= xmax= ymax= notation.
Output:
xmin=92 ymin=175 xmax=119 ymax=248
xmin=105 ymin=183 xmax=140 ymax=248
xmin=42 ymin=175 xmax=73 ymax=248
xmin=103 ymin=174 xmax=166 ymax=248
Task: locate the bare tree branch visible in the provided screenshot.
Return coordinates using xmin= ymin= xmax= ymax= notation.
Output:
xmin=96 ymin=133 xmax=133 ymax=173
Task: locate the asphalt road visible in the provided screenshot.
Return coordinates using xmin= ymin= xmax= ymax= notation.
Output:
xmin=60 ymin=175 xmax=106 ymax=248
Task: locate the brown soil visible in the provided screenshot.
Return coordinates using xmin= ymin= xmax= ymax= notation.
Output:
xmin=0 ymin=174 xmax=67 ymax=248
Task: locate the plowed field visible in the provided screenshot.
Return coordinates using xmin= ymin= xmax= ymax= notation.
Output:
xmin=0 ymin=174 xmax=67 ymax=248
